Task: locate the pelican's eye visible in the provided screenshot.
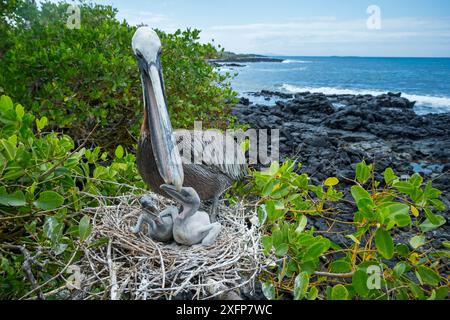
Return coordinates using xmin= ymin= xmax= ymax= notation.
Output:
xmin=135 ymin=49 xmax=144 ymax=59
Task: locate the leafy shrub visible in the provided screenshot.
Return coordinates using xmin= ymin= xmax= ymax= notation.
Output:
xmin=235 ymin=160 xmax=448 ymax=300
xmin=0 ymin=0 xmax=236 ymax=150
xmin=0 ymin=95 xmax=144 ymax=298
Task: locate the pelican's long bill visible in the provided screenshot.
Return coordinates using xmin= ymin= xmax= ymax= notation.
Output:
xmin=133 ymin=27 xmax=184 ymax=191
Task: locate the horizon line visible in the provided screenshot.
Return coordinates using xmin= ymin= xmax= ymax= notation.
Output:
xmin=238 ymin=53 xmax=450 ymax=59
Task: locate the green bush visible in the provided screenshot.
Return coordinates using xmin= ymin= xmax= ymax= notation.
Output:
xmin=0 ymin=94 xmax=144 ymax=298
xmin=234 ymin=160 xmax=448 ymax=300
xmin=0 ymin=0 xmax=236 ymax=150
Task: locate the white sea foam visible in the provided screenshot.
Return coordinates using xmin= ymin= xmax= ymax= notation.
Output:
xmin=217 ymin=67 xmax=234 ymax=73
xmin=281 ymin=59 xmax=312 ymax=64
xmin=253 ymin=67 xmax=307 ymax=72
xmin=282 ymin=84 xmax=386 ymax=96
xmin=281 ymin=84 xmax=450 ymax=113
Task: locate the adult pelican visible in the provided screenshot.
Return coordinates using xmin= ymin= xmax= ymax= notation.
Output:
xmin=131 ymin=27 xmax=247 ymax=219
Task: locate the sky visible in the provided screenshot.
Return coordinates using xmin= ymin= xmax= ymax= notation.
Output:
xmin=62 ymin=0 xmax=450 ymax=57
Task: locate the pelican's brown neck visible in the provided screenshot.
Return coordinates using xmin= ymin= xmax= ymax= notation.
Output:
xmin=141 ymin=102 xmax=150 ymax=134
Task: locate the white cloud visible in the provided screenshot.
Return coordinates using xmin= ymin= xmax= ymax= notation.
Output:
xmin=199 ymin=17 xmax=450 ymax=56
xmin=116 ymin=9 xmax=169 ymax=26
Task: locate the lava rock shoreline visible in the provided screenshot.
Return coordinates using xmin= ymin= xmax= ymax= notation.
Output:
xmin=233 ymin=90 xmax=450 ymax=250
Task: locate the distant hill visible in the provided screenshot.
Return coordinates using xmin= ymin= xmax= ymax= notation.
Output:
xmin=211 ymin=51 xmax=283 ymax=63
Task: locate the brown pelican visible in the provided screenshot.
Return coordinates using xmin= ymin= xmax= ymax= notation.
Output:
xmin=160 ymin=184 xmax=222 ymax=246
xmin=131 ymin=27 xmax=247 ymax=220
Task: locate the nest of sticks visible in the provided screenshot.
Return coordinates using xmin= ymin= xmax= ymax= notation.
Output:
xmin=78 ymin=192 xmax=264 ymax=300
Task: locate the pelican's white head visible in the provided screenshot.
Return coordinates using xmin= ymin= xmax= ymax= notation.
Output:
xmin=132 ymin=27 xmax=161 ymax=64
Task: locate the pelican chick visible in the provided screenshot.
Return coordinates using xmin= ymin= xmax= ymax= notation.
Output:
xmin=161 ymin=184 xmax=222 ymax=246
xmin=131 ymin=196 xmax=177 ymax=242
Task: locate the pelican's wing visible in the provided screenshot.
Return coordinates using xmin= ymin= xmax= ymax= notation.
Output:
xmin=174 ymin=129 xmax=248 ymax=180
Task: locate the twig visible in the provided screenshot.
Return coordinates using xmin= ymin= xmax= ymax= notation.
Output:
xmin=20 ymin=246 xmax=79 ymax=300
xmin=107 ymin=239 xmax=119 ymax=300
xmin=19 ymin=246 xmax=46 ymax=300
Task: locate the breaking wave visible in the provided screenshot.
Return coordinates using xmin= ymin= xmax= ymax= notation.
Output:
xmin=281 ymin=59 xmax=312 ymax=64
xmin=281 ymin=84 xmax=450 ymax=113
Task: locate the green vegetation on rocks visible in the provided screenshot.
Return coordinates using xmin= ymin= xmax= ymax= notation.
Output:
xmin=232 ymin=160 xmax=448 ymax=300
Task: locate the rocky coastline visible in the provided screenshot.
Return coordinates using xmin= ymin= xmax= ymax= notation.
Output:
xmin=209 ymin=52 xmax=284 ymax=67
xmin=232 ymin=90 xmax=449 ymax=251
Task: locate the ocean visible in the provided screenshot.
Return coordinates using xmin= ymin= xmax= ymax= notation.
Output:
xmin=220 ymin=56 xmax=450 ymax=115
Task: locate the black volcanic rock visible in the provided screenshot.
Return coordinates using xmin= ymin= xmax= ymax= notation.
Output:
xmin=232 ymin=90 xmax=450 ymax=249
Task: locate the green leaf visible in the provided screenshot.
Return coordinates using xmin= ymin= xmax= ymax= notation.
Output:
xmin=395 ymin=243 xmax=410 ymax=257
xmin=416 ymin=266 xmax=441 ymax=286
xmin=79 ymin=215 xmax=92 ymax=241
xmin=346 ymin=234 xmax=361 ymax=244
xmin=15 ymin=104 xmax=25 ymax=119
xmin=0 ymin=139 xmax=17 ymax=161
xmin=352 ymin=270 xmax=369 ymax=297
xmin=331 ymin=284 xmax=349 ymax=300
xmin=275 ymin=243 xmax=289 ymax=257
xmin=303 ymin=241 xmax=326 ymax=261
xmin=36 ymin=116 xmax=48 ymax=130
xmin=0 ymin=190 xmax=26 ymax=207
xmin=393 ymin=181 xmax=414 ymax=195
xmin=115 ymin=145 xmax=124 ymax=159
xmin=356 ymin=161 xmax=372 ymax=184
xmin=53 ymin=243 xmax=68 ymax=256
xmin=409 ymin=173 xmax=423 ymax=187
xmin=262 ymin=179 xmax=278 ymax=197
xmin=409 ymin=235 xmax=426 ymax=249
xmin=294 ymin=272 xmax=309 ymax=300
xmin=393 ymin=262 xmax=408 ymax=278
xmin=409 ymin=282 xmax=424 ymax=299
xmin=429 ymin=250 xmax=450 ymax=259
xmin=261 ymin=282 xmax=275 ymax=300
xmin=261 ymin=235 xmax=272 ymax=253
xmin=43 ymin=217 xmax=64 ymax=243
xmin=382 ymin=203 xmax=411 ymax=230
xmin=257 ymin=205 xmax=268 ymax=225
xmin=307 ymin=287 xmax=319 ymax=300
xmin=271 ymin=184 xmax=290 ymax=199
xmin=330 ymin=259 xmax=352 ymax=273
xmin=293 ymin=174 xmax=308 ymax=189
xmin=324 ymin=177 xmax=339 ymax=187
xmin=264 ymin=200 xmax=285 ymax=222
xmin=295 ymin=215 xmax=307 ymax=234
xmin=423 ymin=181 xmax=441 ymax=199
xmin=374 ymin=228 xmax=394 ymax=259
xmin=419 ymin=216 xmax=446 ymax=232
xmin=435 ymin=286 xmax=449 ymax=300
xmin=269 ymin=161 xmax=279 ymax=175
xmin=0 ymin=95 xmax=13 ymax=111
xmin=430 ymin=199 xmax=446 ymax=212
xmin=350 ymin=185 xmax=372 ymax=206
xmin=424 ymin=208 xmax=440 ymax=225
xmin=33 ymin=191 xmax=64 ymax=210
xmin=383 ymin=167 xmax=397 ymax=185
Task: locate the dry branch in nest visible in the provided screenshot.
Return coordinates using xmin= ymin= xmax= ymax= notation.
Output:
xmin=78 ymin=192 xmax=264 ymax=300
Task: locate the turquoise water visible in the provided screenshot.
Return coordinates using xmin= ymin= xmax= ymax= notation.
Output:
xmin=220 ymin=56 xmax=450 ymax=114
